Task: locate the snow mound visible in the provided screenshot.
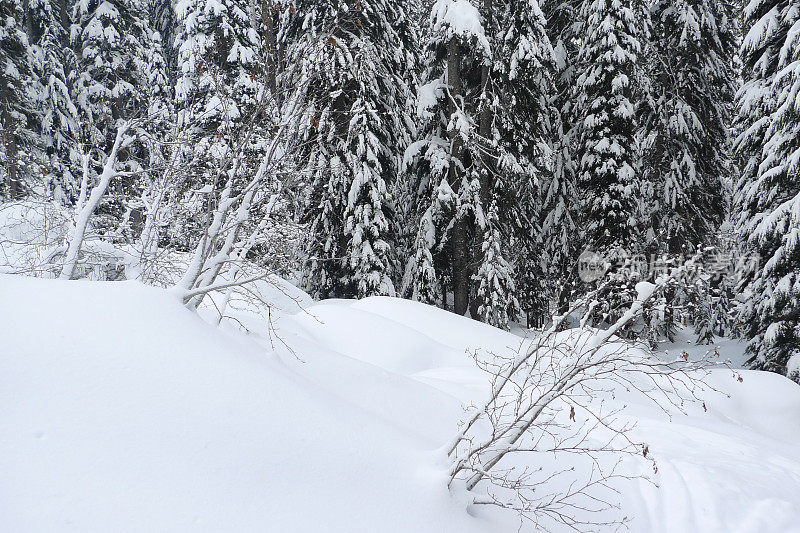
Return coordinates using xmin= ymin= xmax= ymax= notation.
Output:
xmin=3 ymin=275 xmax=800 ymax=532
xmin=0 ymin=275 xmax=497 ymax=532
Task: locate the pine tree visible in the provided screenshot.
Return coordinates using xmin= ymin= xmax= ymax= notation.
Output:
xmin=640 ymin=0 xmax=736 ymax=255
xmin=170 ymin=0 xmax=264 ymax=249
xmin=0 ymin=0 xmax=37 ymax=199
xmin=402 ymin=0 xmax=558 ymax=327
xmin=284 ymin=0 xmax=417 ymax=299
xmin=174 ymin=0 xmax=261 ymax=162
xmin=490 ymin=0 xmax=557 ymax=326
xmin=572 ymin=0 xmax=642 ymax=259
xmin=72 ymin=0 xmax=151 ymax=150
xmin=70 ymin=0 xmax=159 ymax=234
xmin=693 ymin=275 xmax=715 ymax=344
xmin=539 ymin=0 xmax=584 ymax=316
xmin=29 ymin=0 xmax=80 ymax=202
xmin=148 ymin=0 xmax=178 ymax=81
xmin=404 ymin=0 xmax=490 ymax=314
xmin=475 ymin=199 xmax=520 ymax=328
xmin=736 ymin=0 xmax=800 ymax=380
xmin=402 ymin=205 xmax=441 ymax=305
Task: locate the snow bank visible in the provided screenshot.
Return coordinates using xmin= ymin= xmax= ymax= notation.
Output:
xmin=3 ymin=275 xmax=800 ymax=532
xmin=0 ymin=276 xmax=503 ymax=532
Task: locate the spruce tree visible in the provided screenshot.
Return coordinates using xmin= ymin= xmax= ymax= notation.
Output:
xmin=404 ymin=0 xmax=491 ymax=314
xmin=284 ymin=0 xmax=417 ymax=299
xmin=174 ymin=0 xmax=262 ymax=162
xmin=148 ymin=0 xmax=178 ymax=81
xmin=490 ymin=0 xmax=557 ymax=326
xmin=171 ymin=0 xmax=264 ymax=248
xmin=539 ymin=0 xmax=583 ymax=315
xmin=29 ymin=0 xmax=80 ymax=202
xmin=736 ymin=0 xmax=800 ymax=380
xmin=572 ymin=0 xmax=642 ymax=259
xmin=640 ymin=0 xmax=736 ymax=255
xmin=72 ymin=0 xmax=151 ymax=150
xmin=475 ymin=199 xmax=520 ymax=328
xmin=406 ymin=0 xmax=553 ymax=327
xmin=0 ymin=0 xmax=37 ymax=199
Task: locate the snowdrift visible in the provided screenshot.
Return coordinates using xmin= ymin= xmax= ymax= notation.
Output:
xmin=2 ymin=275 xmax=800 ymax=532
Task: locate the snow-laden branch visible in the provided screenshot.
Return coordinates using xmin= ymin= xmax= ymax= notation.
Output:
xmin=59 ymin=122 xmax=136 ymax=280
xmin=174 ymin=105 xmax=297 ymax=308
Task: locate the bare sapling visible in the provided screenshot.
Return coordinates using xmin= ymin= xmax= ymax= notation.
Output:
xmin=447 ymin=257 xmax=736 ymax=529
xmin=59 ymin=121 xmax=138 ymax=280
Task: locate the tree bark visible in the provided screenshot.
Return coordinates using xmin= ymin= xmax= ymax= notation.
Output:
xmin=3 ymin=106 xmax=20 ymax=199
xmin=447 ymin=38 xmax=470 ymax=316
xmin=261 ymin=0 xmax=279 ymax=101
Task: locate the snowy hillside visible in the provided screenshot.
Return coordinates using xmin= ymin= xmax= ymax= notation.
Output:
xmin=3 ymin=275 xmax=800 ymax=532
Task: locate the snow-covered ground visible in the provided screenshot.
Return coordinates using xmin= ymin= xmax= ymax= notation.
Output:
xmin=2 ymin=275 xmax=800 ymax=532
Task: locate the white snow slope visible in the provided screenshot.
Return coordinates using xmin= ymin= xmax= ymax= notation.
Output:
xmin=2 ymin=275 xmax=800 ymax=532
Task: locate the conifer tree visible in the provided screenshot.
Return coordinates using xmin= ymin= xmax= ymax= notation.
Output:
xmin=403 ymin=0 xmax=557 ymax=327
xmin=404 ymin=0 xmax=491 ymax=314
xmin=0 ymin=0 xmax=37 ymax=199
xmin=72 ymin=0 xmax=150 ymax=150
xmin=148 ymin=0 xmax=178 ymax=80
xmin=539 ymin=0 xmax=583 ymax=315
xmin=490 ymin=0 xmax=557 ymax=326
xmin=475 ymin=199 xmax=520 ymax=328
xmin=735 ymin=0 xmax=800 ymax=380
xmin=640 ymin=0 xmax=736 ymax=254
xmin=284 ymin=0 xmax=417 ymax=299
xmin=29 ymin=0 xmax=80 ymax=202
xmin=174 ymin=0 xmax=262 ymax=165
xmin=572 ymin=0 xmax=642 ymax=258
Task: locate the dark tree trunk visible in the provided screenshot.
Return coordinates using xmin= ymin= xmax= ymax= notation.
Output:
xmin=3 ymin=106 xmax=20 ymax=199
xmin=447 ymin=38 xmax=470 ymax=316
xmin=261 ymin=0 xmax=279 ymax=100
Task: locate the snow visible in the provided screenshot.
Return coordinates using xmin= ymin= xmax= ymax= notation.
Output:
xmin=415 ymin=79 xmax=445 ymax=119
xmin=636 ymin=280 xmax=656 ymax=300
xmin=0 ymin=275 xmax=494 ymax=532
xmin=431 ymin=0 xmax=491 ymax=56
xmin=3 ymin=275 xmax=800 ymax=532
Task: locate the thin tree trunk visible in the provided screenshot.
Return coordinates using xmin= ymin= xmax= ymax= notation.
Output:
xmin=477 ymin=0 xmax=492 ymax=208
xmin=447 ymin=38 xmax=469 ymax=316
xmin=3 ymin=106 xmax=20 ymax=200
xmin=261 ymin=0 xmax=279 ymax=101
xmin=60 ymin=124 xmax=131 ymax=279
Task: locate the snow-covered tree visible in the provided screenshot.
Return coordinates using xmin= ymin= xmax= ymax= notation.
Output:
xmin=148 ymin=0 xmax=178 ymax=80
xmin=572 ymin=0 xmax=643 ymax=258
xmin=72 ymin=0 xmax=151 ymax=150
xmin=404 ymin=0 xmax=491 ymax=314
xmin=490 ymin=0 xmax=557 ymax=326
xmin=475 ymin=200 xmax=520 ymax=328
xmin=406 ymin=0 xmax=553 ymax=326
xmin=735 ymin=0 xmax=800 ymax=380
xmin=0 ymin=0 xmax=37 ymax=199
xmin=639 ymin=0 xmax=736 ymax=255
xmin=537 ymin=0 xmax=584 ymax=315
xmin=284 ymin=0 xmax=417 ymax=299
xmin=174 ymin=0 xmax=261 ymax=166
xmin=29 ymin=0 xmax=80 ymax=202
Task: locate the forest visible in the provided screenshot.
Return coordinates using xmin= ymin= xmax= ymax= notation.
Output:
xmin=11 ymin=0 xmax=791 ymax=371
xmin=4 ymin=0 xmax=800 ymax=530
